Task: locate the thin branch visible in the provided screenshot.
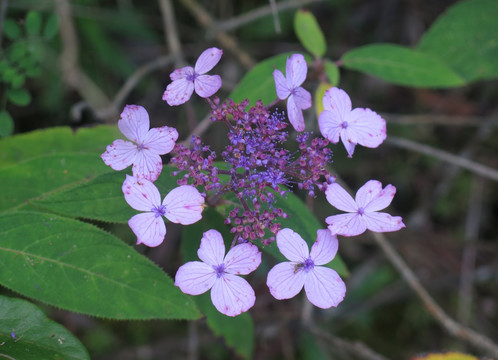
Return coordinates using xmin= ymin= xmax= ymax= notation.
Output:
xmin=386 ymin=136 xmax=498 ymax=182
xmin=308 ymin=324 xmax=390 ymax=360
xmin=94 ymin=54 xmax=176 ymax=120
xmin=457 ymin=176 xmax=484 ymax=326
xmin=372 ymin=231 xmax=498 ymax=356
xmin=384 ymin=114 xmax=498 ymax=126
xmin=54 ymin=0 xmax=112 ymax=118
xmin=179 ymin=0 xmax=256 ymax=69
xmin=217 ymin=0 xmax=324 ymax=31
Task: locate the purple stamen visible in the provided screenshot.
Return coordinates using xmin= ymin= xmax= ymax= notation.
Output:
xmin=302 ymin=257 xmax=314 ymax=272
xmin=341 ymin=121 xmax=349 ymax=129
xmin=186 ymin=72 xmax=199 ymax=82
xmin=358 ymin=207 xmax=365 ymax=215
xmin=213 ymin=263 xmax=226 ymax=278
xmin=152 ymin=205 xmax=166 ymax=218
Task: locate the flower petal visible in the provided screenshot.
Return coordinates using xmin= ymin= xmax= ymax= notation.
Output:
xmin=162 ymin=185 xmax=204 ymax=224
xmin=118 ymin=105 xmax=150 ymax=143
xmin=194 ymin=47 xmax=223 ymax=74
xmin=354 ymin=180 xmax=393 ymax=211
xmin=309 ymin=229 xmax=338 ymax=266
xmin=291 ymin=87 xmax=312 ymax=110
xmin=340 ymin=127 xmax=357 ymax=158
xmin=322 ymin=87 xmax=352 ymax=115
xmin=304 ymin=267 xmax=346 ymax=308
xmin=128 ymin=212 xmax=166 ymax=247
xmin=142 ymin=126 xmax=179 ymax=155
xmin=169 ymin=66 xmax=193 ymax=81
xmin=273 ymin=69 xmax=291 ymax=100
xmin=349 ymin=108 xmax=386 ymax=149
xmin=276 ymin=228 xmax=309 ymax=262
xmin=122 ymin=175 xmax=161 ymax=211
xmin=224 ymin=243 xmax=261 ymax=275
xmin=362 ymin=212 xmax=405 ymax=233
xmin=101 ymin=139 xmax=136 ymax=171
xmin=287 ymin=95 xmax=305 ymax=132
xmin=318 ymin=110 xmax=342 ymax=144
xmin=132 ymin=150 xmax=163 ymax=182
xmin=194 ymin=74 xmax=222 ymax=98
xmin=211 ymin=274 xmax=255 ymax=317
xmin=286 ymin=54 xmax=307 ymax=88
xmin=267 ymin=262 xmax=306 ymax=300
xmin=162 ymin=77 xmax=195 ymax=106
xmin=197 ymin=229 xmax=226 ymax=266
xmin=175 ymin=261 xmax=216 ymax=295
xmin=325 ymin=213 xmax=366 ymax=237
xmin=325 ymin=182 xmax=357 ymax=212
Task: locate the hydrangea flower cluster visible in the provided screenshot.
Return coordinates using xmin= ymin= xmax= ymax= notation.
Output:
xmin=101 ymin=47 xmax=405 ymax=317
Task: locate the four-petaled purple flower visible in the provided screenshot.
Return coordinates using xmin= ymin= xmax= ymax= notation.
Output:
xmin=101 ymin=105 xmax=178 ymax=182
xmin=319 ymin=87 xmax=386 ymax=158
xmin=267 ymin=228 xmax=346 ymax=309
xmin=273 ymin=54 xmax=312 ymax=132
xmin=163 ymin=47 xmax=223 ymax=106
xmin=175 ymin=229 xmax=262 ymax=317
xmin=122 ymin=175 xmax=205 ymax=247
xmin=325 ymin=180 xmax=405 ymax=236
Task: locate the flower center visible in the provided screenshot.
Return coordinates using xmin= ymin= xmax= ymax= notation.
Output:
xmin=137 ymin=143 xmax=146 ymax=151
xmin=303 ymin=257 xmax=314 ymax=272
xmin=213 ymin=263 xmax=226 ymax=278
xmin=358 ymin=207 xmax=365 ymax=215
xmin=152 ymin=205 xmax=166 ymax=218
xmin=341 ymin=121 xmax=349 ymax=129
xmin=186 ymin=72 xmax=199 ymax=82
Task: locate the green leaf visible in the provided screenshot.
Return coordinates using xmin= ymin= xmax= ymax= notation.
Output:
xmin=0 ymin=111 xmax=14 ymax=137
xmin=196 ymin=293 xmax=254 ymax=360
xmin=314 ymin=82 xmax=332 ymax=119
xmin=294 ymin=9 xmax=326 ymax=57
xmin=418 ymin=0 xmax=498 ymax=82
xmin=34 ymin=166 xmax=182 ymax=223
xmin=230 ymin=53 xmax=291 ymax=106
xmin=3 ymin=19 xmax=21 ymax=40
xmin=341 ymin=43 xmax=465 ymax=88
xmin=11 ymin=73 xmax=25 ymax=88
xmin=0 ymin=125 xmax=120 ymax=168
xmin=299 ymin=330 xmax=328 ymax=360
xmin=25 ymin=11 xmax=42 ymax=36
xmin=0 ymin=212 xmax=201 ymax=320
xmin=0 ymin=295 xmax=89 ymax=360
xmin=7 ymin=41 xmax=28 ymax=63
xmin=0 ymin=153 xmax=110 ymax=212
xmin=7 ymin=88 xmax=31 ymax=106
xmin=272 ymin=192 xmax=348 ymax=277
xmin=324 ymin=59 xmax=340 ymax=86
xmin=43 ymin=13 xmax=59 ymax=40
xmin=181 ymin=209 xmax=255 ymax=359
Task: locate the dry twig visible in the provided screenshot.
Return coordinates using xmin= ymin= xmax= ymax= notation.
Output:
xmin=179 ymin=0 xmax=256 ymax=69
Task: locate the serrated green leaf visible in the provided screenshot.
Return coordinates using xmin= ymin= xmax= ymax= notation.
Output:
xmin=0 ymin=153 xmax=110 ymax=212
xmin=294 ymin=9 xmax=326 ymax=57
xmin=341 ymin=43 xmax=465 ymax=88
xmin=0 ymin=212 xmax=201 ymax=320
xmin=230 ymin=53 xmax=292 ymax=106
xmin=0 ymin=295 xmax=89 ymax=360
xmin=43 ymin=13 xmax=59 ymax=40
xmin=181 ymin=209 xmax=254 ymax=359
xmin=0 ymin=111 xmax=14 ymax=137
xmin=25 ymin=11 xmax=42 ymax=36
xmin=0 ymin=125 xmax=120 ymax=168
xmin=3 ymin=19 xmax=21 ymax=40
xmin=7 ymin=88 xmax=31 ymax=106
xmin=34 ymin=166 xmax=182 ymax=223
xmin=324 ymin=59 xmax=340 ymax=86
xmin=418 ymin=0 xmax=498 ymax=82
